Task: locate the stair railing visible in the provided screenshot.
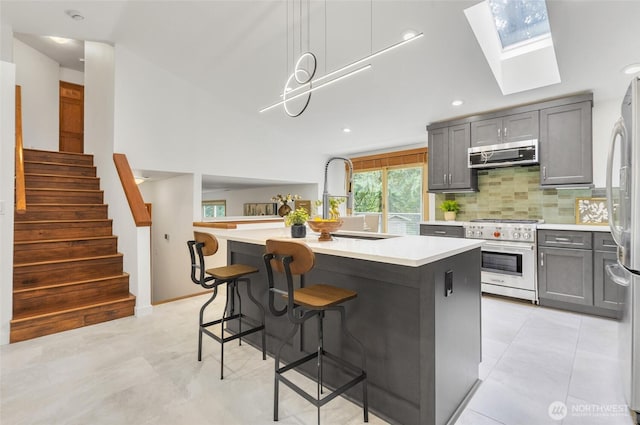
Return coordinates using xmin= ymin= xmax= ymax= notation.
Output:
xmin=113 ymin=153 xmax=151 ymax=227
xmin=15 ymin=85 xmax=26 ymax=214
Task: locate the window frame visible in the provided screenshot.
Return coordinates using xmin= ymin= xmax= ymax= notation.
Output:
xmin=350 ymin=148 xmax=428 ymax=234
xmin=202 ymin=199 xmax=226 ymax=219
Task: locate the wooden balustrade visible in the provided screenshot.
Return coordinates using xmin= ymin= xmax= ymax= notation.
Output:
xmin=15 ymin=85 xmax=26 ymax=213
xmin=113 ymin=153 xmax=151 ymax=227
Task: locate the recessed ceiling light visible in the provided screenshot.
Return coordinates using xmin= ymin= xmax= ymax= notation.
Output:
xmin=342 ymin=127 xmax=352 ymax=133
xmin=48 ymin=36 xmax=72 ymax=44
xmin=623 ymin=63 xmax=640 ymax=75
xmin=65 ymin=10 xmax=84 ymax=21
xmin=402 ymin=30 xmax=418 ymax=41
xmin=451 ymin=99 xmax=464 ymax=106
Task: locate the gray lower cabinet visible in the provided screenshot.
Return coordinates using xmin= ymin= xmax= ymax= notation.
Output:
xmin=593 ymin=232 xmax=622 ymax=311
xmin=539 ymin=101 xmax=593 ymax=187
xmin=538 ymin=245 xmax=593 ymax=306
xmin=470 ymin=111 xmax=539 ymax=148
xmin=538 ymin=229 xmax=620 ymax=318
xmin=420 ymin=224 xmax=464 ymax=238
xmin=427 ymin=124 xmax=477 ymax=192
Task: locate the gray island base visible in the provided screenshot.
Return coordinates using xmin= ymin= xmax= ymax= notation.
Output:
xmin=220 ymin=232 xmax=482 ymax=425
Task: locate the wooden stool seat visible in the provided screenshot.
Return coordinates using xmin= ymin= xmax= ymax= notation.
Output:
xmin=207 ymin=264 xmax=258 ymax=280
xmin=291 ymin=284 xmax=357 ymax=309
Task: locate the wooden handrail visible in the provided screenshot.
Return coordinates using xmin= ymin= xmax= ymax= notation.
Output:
xmin=113 ymin=153 xmax=151 ymax=227
xmin=15 ymin=85 xmax=26 ymax=214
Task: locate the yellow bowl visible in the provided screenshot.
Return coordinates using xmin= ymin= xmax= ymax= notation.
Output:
xmin=307 ymin=220 xmax=343 ymax=241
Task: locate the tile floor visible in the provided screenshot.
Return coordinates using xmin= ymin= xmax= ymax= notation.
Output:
xmin=0 ymin=293 xmax=636 ymax=425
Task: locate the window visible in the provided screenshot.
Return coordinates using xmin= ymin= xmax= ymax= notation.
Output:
xmin=202 ymin=200 xmax=226 ymax=218
xmin=487 ymin=0 xmax=551 ymax=50
xmin=351 ymin=148 xmax=427 ymax=235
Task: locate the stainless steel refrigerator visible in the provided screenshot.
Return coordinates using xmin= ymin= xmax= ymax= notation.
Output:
xmin=607 ymin=75 xmax=640 ymax=419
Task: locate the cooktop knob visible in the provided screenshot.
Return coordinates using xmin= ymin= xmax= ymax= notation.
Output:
xmin=466 ymin=230 xmax=474 ymax=237
xmin=523 ymin=233 xmax=530 ymax=239
xmin=476 ymin=230 xmax=483 ymax=237
xmin=513 ymin=232 xmax=520 ymax=239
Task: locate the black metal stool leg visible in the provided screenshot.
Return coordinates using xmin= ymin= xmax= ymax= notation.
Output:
xmin=198 ymin=289 xmax=218 ymax=361
xmin=274 ymin=322 xmax=300 ymax=421
xmin=235 ymin=280 xmax=242 ymax=346
xmin=220 ymin=283 xmax=233 ymax=380
xmin=245 ymin=278 xmax=267 ymax=360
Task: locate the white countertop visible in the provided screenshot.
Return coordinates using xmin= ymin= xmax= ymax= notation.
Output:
xmin=537 ymin=223 xmax=611 ymax=232
xmin=207 ymin=227 xmax=483 ymax=267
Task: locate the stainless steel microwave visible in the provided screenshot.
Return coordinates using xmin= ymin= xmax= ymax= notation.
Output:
xmin=468 ymin=139 xmax=538 ymax=169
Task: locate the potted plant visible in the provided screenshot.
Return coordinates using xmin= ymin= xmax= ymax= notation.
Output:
xmin=439 ymin=200 xmax=460 ymax=221
xmin=285 ymin=207 xmax=310 ymax=238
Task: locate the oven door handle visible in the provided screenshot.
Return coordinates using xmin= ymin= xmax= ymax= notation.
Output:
xmin=483 ymin=242 xmax=534 ymax=251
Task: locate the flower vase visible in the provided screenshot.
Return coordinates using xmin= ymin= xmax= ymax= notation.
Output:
xmin=291 ymin=224 xmax=306 ymax=238
xmin=278 ymin=202 xmax=291 ymax=217
xmin=444 ymin=211 xmax=457 ymax=221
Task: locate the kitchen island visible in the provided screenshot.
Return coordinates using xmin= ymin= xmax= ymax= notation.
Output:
xmin=206 ymin=227 xmax=483 ymax=425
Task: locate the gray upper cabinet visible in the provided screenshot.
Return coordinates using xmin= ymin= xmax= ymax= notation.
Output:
xmin=539 ymin=101 xmax=593 ymax=187
xmin=470 ymin=111 xmax=539 ymax=148
xmin=428 ymin=124 xmax=477 ymax=192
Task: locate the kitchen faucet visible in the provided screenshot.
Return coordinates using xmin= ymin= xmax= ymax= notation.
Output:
xmin=322 ymin=157 xmax=354 ymax=219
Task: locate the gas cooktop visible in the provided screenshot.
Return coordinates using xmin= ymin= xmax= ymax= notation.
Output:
xmin=470 ymin=219 xmax=542 ymax=224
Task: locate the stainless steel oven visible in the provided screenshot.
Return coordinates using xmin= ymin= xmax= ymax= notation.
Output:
xmin=464 ymin=219 xmax=539 ymax=303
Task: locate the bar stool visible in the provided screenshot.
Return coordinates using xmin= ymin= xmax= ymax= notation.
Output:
xmin=263 ymin=239 xmax=368 ymax=424
xmin=187 ymin=231 xmax=266 ymax=379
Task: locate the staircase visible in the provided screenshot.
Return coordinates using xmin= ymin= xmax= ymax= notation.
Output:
xmin=11 ymin=149 xmax=135 ymax=343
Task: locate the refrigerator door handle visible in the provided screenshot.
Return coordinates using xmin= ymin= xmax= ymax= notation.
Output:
xmin=606 ymin=263 xmax=630 ymax=287
xmin=606 ymin=117 xmax=626 ymax=246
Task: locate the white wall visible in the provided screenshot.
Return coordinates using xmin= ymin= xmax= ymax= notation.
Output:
xmin=59 ymin=67 xmax=84 ymax=85
xmin=203 ymin=183 xmax=318 ymax=217
xmin=13 ymin=38 xmax=58 ymax=151
xmin=84 ymin=41 xmax=151 ymax=316
xmin=0 ymin=61 xmax=16 ymax=344
xmin=139 ymin=174 xmax=199 ymax=303
xmin=112 ymin=45 xmax=322 ymax=184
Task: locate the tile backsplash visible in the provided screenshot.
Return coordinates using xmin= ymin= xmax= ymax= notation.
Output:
xmin=434 ymin=166 xmax=603 ymax=223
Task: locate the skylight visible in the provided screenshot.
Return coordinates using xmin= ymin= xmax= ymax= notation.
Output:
xmin=488 ymin=0 xmax=551 ymax=50
xmin=464 ymin=0 xmax=560 ymax=95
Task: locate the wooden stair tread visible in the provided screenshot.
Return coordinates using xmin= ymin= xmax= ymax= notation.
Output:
xmin=21 ymin=203 xmax=107 ymax=207
xmin=25 ymin=188 xmax=102 ymax=193
xmin=24 ymin=148 xmax=93 ymax=158
xmin=11 ymin=294 xmax=135 ymax=323
xmin=24 ymin=160 xmax=95 ymax=168
xmin=13 ymin=273 xmax=130 ymax=294
xmin=14 ymin=235 xmax=117 ymax=246
xmin=14 ymin=253 xmax=124 ymax=268
xmin=25 ymin=173 xmax=99 ymax=180
xmin=16 ymin=218 xmax=112 ymax=224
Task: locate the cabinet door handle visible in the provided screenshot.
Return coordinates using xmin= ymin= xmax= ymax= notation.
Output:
xmin=504 ymin=127 xmax=507 ymax=138
xmin=498 ymin=127 xmax=501 ymax=138
xmin=554 ymin=237 xmax=571 ymax=242
xmin=543 ymin=166 xmax=547 ymax=179
xmin=444 ymin=173 xmax=447 ymax=184
xmin=434 ymin=231 xmax=447 ymax=234
xmin=449 ymin=173 xmax=452 ymax=184
xmin=540 ymin=252 xmax=544 ymax=267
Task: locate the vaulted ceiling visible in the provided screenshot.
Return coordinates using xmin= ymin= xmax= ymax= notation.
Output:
xmin=3 ymin=1 xmax=640 ymax=157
